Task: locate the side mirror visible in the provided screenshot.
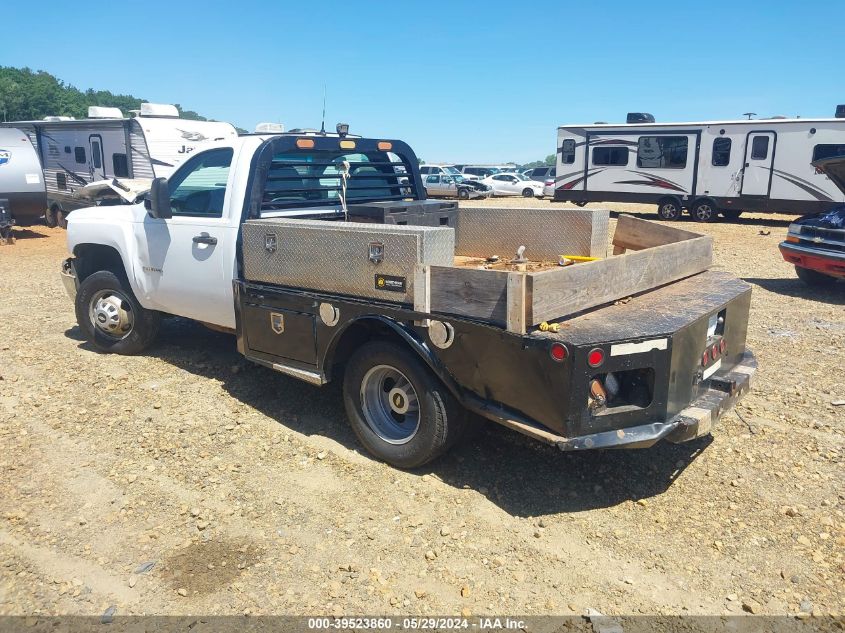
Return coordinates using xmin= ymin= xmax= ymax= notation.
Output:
xmin=145 ymin=177 xmax=172 ymax=219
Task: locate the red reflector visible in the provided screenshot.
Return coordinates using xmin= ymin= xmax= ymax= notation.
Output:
xmin=712 ymin=344 xmax=719 ymax=359
xmin=587 ymin=348 xmax=604 ymax=367
xmin=702 ymin=352 xmax=709 ymax=366
xmin=550 ymin=343 xmax=567 ymax=362
xmin=720 ymin=339 xmax=727 ymax=353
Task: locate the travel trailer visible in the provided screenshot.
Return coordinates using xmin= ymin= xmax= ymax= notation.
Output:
xmin=2 ymin=104 xmax=237 ymax=227
xmin=552 ymin=116 xmax=845 ymax=221
xmin=0 ymin=127 xmax=47 ymax=235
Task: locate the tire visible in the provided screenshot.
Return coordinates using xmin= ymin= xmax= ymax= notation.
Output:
xmin=722 ymin=209 xmax=743 ymax=220
xmin=56 ymin=208 xmax=68 ymax=230
xmin=44 ymin=205 xmax=58 ymax=228
xmin=691 ymin=200 xmax=718 ymax=223
xmin=795 ymin=265 xmax=838 ymax=287
xmin=522 ymin=188 xmax=535 ymax=198
xmin=457 ymin=188 xmax=470 ymax=200
xmin=75 ymin=270 xmax=160 ymax=354
xmin=343 ymin=341 xmax=468 ymax=468
xmin=656 ymin=199 xmax=682 ymax=221
xmin=574 ymin=201 xmax=588 ymax=207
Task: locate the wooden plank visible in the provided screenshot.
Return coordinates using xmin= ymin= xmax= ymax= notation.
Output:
xmin=506 ymin=273 xmax=528 ymax=334
xmin=612 ymin=214 xmax=703 ymax=251
xmin=531 ymin=235 xmax=713 ymax=324
xmin=429 ymin=265 xmax=509 ymax=325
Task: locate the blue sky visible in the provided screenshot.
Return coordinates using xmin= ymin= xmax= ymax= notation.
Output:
xmin=2 ymin=0 xmax=842 ymax=163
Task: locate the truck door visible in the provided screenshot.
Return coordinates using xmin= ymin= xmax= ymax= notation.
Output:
xmin=137 ymin=147 xmax=238 ymax=328
xmin=88 ymin=134 xmax=105 ymax=180
xmin=740 ymin=132 xmax=775 ymax=197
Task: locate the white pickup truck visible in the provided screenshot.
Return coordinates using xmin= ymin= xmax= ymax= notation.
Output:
xmin=61 ymin=131 xmax=756 ymax=468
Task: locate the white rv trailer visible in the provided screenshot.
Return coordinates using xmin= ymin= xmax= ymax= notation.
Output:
xmin=553 ymin=118 xmax=845 ymax=221
xmin=0 ymin=127 xmax=48 ymax=233
xmin=1 ymin=103 xmax=237 ymax=226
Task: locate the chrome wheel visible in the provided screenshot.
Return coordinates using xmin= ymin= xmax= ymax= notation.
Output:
xmin=360 ymin=365 xmax=420 ymax=445
xmin=89 ymin=289 xmax=134 ymax=339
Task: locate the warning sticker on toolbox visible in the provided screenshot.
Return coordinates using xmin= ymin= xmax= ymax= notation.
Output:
xmin=375 ymin=274 xmax=406 ymax=293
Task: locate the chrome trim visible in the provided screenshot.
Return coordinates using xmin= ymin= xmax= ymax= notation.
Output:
xmin=271 ymin=362 xmax=326 ymax=386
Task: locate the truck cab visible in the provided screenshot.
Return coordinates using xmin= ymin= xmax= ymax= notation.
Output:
xmin=61 ymin=132 xmax=756 ymax=469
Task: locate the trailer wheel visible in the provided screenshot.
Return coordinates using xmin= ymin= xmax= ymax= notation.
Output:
xmin=795 ymin=266 xmax=838 ymax=287
xmin=44 ymin=205 xmax=58 ymax=228
xmin=343 ymin=341 xmax=467 ymax=468
xmin=574 ymin=201 xmax=588 ymax=207
xmin=56 ymin=208 xmax=68 ymax=230
xmin=722 ymin=209 xmax=743 ymax=220
xmin=458 ymin=188 xmax=470 ymax=200
xmin=522 ymin=188 xmax=535 ymax=198
xmin=656 ymin=199 xmax=682 ymax=221
xmin=75 ymin=270 xmax=160 ymax=355
xmin=691 ymin=200 xmax=718 ymax=223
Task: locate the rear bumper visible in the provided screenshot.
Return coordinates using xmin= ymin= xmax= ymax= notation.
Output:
xmin=779 ymin=242 xmax=845 ymax=278
xmin=558 ymin=350 xmax=756 ymax=450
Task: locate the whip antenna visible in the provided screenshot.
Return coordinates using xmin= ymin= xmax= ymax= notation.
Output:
xmin=320 ymin=85 xmax=327 ymax=134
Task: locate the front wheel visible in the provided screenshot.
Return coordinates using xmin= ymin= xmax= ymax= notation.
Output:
xmin=457 ymin=188 xmax=470 ymax=200
xmin=691 ymin=200 xmax=718 ymax=223
xmin=522 ymin=187 xmax=535 ymax=198
xmin=343 ymin=341 xmax=468 ymax=468
xmin=795 ymin=266 xmax=838 ymax=287
xmin=75 ymin=270 xmax=160 ymax=354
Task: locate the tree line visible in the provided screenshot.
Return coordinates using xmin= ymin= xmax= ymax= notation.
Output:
xmin=0 ymin=66 xmax=246 ymax=132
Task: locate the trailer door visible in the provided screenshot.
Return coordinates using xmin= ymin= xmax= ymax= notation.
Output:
xmin=88 ymin=134 xmax=105 ymax=180
xmin=740 ymin=132 xmax=775 ymax=196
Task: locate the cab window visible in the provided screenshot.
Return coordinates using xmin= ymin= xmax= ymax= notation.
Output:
xmin=167 ymin=148 xmax=233 ymax=218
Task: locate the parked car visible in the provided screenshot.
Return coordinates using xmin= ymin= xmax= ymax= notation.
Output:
xmin=542 ymin=177 xmax=556 ymax=198
xmin=423 ymin=173 xmax=490 ymax=200
xmin=779 ymin=156 xmax=845 ymax=286
xmin=523 ymin=166 xmax=556 ymax=182
xmin=460 ymin=166 xmax=501 ymax=180
xmin=481 ymin=172 xmax=545 ymax=197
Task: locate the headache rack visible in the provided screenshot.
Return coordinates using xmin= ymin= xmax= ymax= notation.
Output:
xmin=255 ymin=137 xmax=422 ymax=213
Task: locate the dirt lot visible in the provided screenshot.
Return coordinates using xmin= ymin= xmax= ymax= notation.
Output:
xmin=0 ymin=200 xmax=843 ymax=619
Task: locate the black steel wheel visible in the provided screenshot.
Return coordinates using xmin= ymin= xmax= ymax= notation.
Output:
xmin=75 ymin=270 xmax=160 ymax=354
xmin=657 ymin=199 xmax=682 ymax=221
xmin=692 ymin=200 xmax=718 ymax=223
xmin=343 ymin=341 xmax=468 ymax=468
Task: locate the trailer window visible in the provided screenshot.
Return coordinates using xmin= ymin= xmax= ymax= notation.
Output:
xmin=112 ymin=153 xmax=129 ymax=178
xmin=561 ymin=139 xmax=576 ymax=164
xmin=636 ymin=136 xmax=687 ymax=169
xmin=261 ymin=149 xmax=417 ymax=211
xmin=167 ymin=148 xmax=233 ymax=218
xmin=712 ymin=138 xmax=732 ymax=166
xmin=812 ymin=144 xmax=845 ymax=161
xmin=592 ymin=146 xmax=628 ymax=166
xmin=74 ymin=147 xmax=86 ymax=164
xmin=91 ymin=141 xmax=102 ymax=169
xmin=750 ymin=136 xmax=769 ymax=160
xmin=56 ymin=173 xmax=67 ymax=190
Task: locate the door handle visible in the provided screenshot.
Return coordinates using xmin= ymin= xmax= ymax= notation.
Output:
xmin=193 ymin=234 xmax=217 ymax=245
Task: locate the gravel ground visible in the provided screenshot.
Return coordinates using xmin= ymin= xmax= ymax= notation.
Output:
xmin=0 ymin=200 xmax=842 ymax=619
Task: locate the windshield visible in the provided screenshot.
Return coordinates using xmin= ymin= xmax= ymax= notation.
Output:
xmin=444 ymin=166 xmax=461 ymax=175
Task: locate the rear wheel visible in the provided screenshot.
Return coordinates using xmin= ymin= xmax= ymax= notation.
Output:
xmin=75 ymin=270 xmax=160 ymax=354
xmin=692 ymin=200 xmax=718 ymax=223
xmin=656 ymin=199 xmax=682 ymax=221
xmin=343 ymin=341 xmax=468 ymax=468
xmin=795 ymin=265 xmax=838 ymax=287
xmin=522 ymin=187 xmax=535 ymax=198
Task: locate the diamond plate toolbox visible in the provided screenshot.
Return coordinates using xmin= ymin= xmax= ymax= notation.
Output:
xmin=455 ymin=207 xmax=609 ymax=259
xmin=242 ymin=219 xmax=454 ymax=303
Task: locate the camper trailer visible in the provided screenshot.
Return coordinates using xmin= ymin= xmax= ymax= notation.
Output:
xmin=2 ymin=104 xmax=237 ymax=227
xmin=553 ymin=117 xmax=845 ymax=221
xmin=0 ymin=127 xmax=48 ymax=236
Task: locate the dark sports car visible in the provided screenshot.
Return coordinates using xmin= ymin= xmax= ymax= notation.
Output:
xmin=779 ymin=156 xmax=845 ymax=286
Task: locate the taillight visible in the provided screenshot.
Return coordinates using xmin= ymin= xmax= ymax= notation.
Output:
xmin=711 ymin=344 xmax=719 ymax=359
xmin=720 ymin=339 xmax=727 ymax=353
xmin=550 ymin=343 xmax=567 ymax=362
xmin=702 ymin=352 xmax=709 ymax=366
xmin=544 ymin=179 xmax=554 ymax=186
xmin=587 ymin=348 xmax=605 ymax=367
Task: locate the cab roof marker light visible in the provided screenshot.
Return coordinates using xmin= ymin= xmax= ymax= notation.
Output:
xmin=339 ymin=140 xmax=356 ymax=149
xmin=378 ymin=141 xmax=392 ymax=151
xmin=296 ymin=138 xmax=315 ymax=149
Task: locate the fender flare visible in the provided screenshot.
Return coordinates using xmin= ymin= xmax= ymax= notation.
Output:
xmin=323 ymin=314 xmax=463 ymax=398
